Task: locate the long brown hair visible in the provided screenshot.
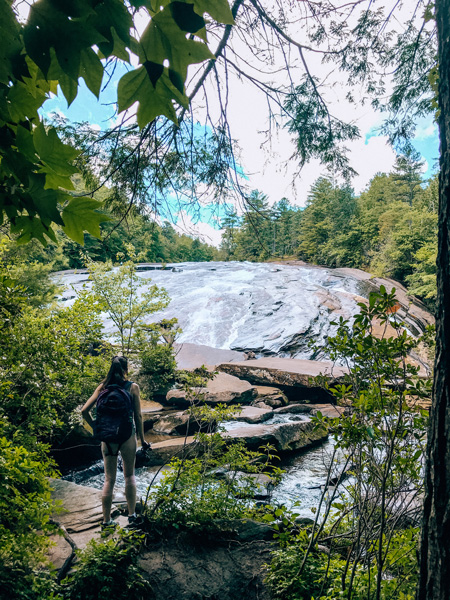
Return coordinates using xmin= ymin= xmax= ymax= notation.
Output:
xmin=103 ymin=356 xmax=128 ymax=388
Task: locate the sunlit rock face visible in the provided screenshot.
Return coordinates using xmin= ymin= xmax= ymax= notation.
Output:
xmin=54 ymin=261 xmax=430 ymax=359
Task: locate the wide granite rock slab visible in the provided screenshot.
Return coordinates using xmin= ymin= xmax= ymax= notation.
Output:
xmin=223 ymin=417 xmax=327 ymax=452
xmin=218 ymin=358 xmax=348 ymax=390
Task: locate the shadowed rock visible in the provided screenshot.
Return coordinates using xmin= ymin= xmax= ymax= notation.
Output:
xmin=166 ymin=372 xmax=257 ymax=407
xmin=218 ymin=358 xmax=348 ymax=394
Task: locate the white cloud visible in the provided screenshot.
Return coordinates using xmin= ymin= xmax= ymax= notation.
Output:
xmin=414 ymin=119 xmax=438 ymax=141
xmin=173 ymin=210 xmax=223 ymax=247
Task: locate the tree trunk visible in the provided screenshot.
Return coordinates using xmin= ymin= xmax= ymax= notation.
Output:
xmin=417 ymin=0 xmax=450 ymax=597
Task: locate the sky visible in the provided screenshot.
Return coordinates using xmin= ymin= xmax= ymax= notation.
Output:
xmin=39 ymin=4 xmax=440 ymax=248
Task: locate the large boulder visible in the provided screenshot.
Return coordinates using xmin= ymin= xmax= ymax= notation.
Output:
xmin=52 ymin=424 xmax=102 ymax=467
xmin=174 ymin=342 xmax=246 ymax=369
xmin=273 ymin=402 xmax=343 ymax=418
xmin=152 ymin=411 xmax=213 ymax=436
xmin=230 ymin=406 xmax=273 ymax=424
xmin=252 ymin=385 xmax=288 ymax=408
xmin=138 ymin=522 xmax=274 ymax=600
xmin=218 ymin=358 xmax=348 ymax=392
xmin=166 ymin=372 xmax=257 ymax=407
xmin=223 ymin=417 xmax=328 ymax=453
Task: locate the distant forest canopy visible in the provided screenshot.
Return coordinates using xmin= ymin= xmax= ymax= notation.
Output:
xmin=221 ymin=148 xmax=438 ymax=310
xmin=1 ymin=147 xmax=436 ymax=310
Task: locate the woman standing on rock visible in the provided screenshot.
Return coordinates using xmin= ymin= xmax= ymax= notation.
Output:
xmin=82 ymin=356 xmax=150 ymax=528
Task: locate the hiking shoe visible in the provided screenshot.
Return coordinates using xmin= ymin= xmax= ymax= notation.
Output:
xmin=126 ymin=514 xmax=144 ymax=530
xmin=101 ymin=520 xmax=118 ymax=533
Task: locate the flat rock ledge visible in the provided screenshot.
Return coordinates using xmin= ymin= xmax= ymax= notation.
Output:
xmin=218 ymin=358 xmax=348 ymax=390
xmin=146 ymin=416 xmax=328 ymax=464
xmin=138 ymin=522 xmax=274 ymax=600
xmin=223 ymin=417 xmax=328 ymax=452
xmin=165 ymin=371 xmax=257 ymax=407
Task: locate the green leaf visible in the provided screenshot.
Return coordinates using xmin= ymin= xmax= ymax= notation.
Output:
xmin=27 ymin=174 xmax=65 ymax=225
xmin=144 ymin=61 xmax=165 ymax=88
xmin=80 ymin=48 xmax=104 ymax=98
xmin=117 ymin=66 xmax=181 ymax=127
xmin=192 ymin=0 xmax=235 ymax=25
xmin=58 ymin=72 xmax=78 ymax=107
xmin=62 ymin=197 xmax=110 ymax=244
xmin=23 ymin=0 xmax=106 ymax=80
xmin=10 ymin=216 xmax=56 ymax=246
xmin=7 ymin=80 xmax=46 ymax=122
xmin=33 ymin=124 xmax=79 ymax=189
xmin=0 ymin=0 xmax=22 ymax=85
xmin=139 ymin=9 xmax=214 ymax=79
xmin=170 ymin=2 xmax=206 ymax=33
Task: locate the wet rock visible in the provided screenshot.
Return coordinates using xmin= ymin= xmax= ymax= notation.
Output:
xmin=253 ymin=385 xmax=288 ymax=407
xmin=153 ymin=411 xmax=212 ymax=436
xmin=166 ymin=372 xmax=257 ymax=407
xmin=252 ymin=401 xmax=273 ymax=410
xmin=232 ymin=472 xmax=275 ymax=500
xmin=142 ymin=414 xmax=161 ymax=431
xmin=223 ymin=418 xmax=328 ymax=452
xmin=294 ymin=516 xmax=315 ymax=527
xmin=218 ymin=358 xmax=348 ymax=390
xmin=231 ymin=406 xmax=273 ymax=424
xmin=273 ymin=403 xmax=313 ymax=414
xmin=174 ymin=342 xmax=245 ymax=369
xmin=273 ymin=403 xmax=343 ymax=418
xmin=52 ymin=424 xmax=101 ymax=467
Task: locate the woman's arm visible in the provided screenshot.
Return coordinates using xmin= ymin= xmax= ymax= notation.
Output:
xmin=131 ymin=382 xmax=146 ymax=446
xmin=81 ymin=383 xmax=103 ymax=430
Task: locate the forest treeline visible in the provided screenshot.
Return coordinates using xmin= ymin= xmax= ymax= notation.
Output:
xmin=2 ymin=148 xmax=436 ymax=311
xmin=221 ymin=149 xmax=438 ymax=310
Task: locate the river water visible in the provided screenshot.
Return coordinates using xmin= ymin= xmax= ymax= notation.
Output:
xmin=53 ymin=261 xmax=392 ymax=513
xmin=54 ymin=261 xmax=371 ymax=358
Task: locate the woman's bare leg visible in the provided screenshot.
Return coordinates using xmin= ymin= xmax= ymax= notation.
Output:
xmin=101 ymin=442 xmax=119 ymax=522
xmin=120 ymin=435 xmax=137 ymax=516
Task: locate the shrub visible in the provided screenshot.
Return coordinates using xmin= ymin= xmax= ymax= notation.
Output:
xmin=0 ymin=428 xmax=59 ymax=599
xmin=266 ymin=288 xmax=430 ymax=600
xmin=60 ymin=532 xmax=152 ymax=600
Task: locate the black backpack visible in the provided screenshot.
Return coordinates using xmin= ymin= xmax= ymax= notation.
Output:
xmin=94 ymin=381 xmax=133 ymax=446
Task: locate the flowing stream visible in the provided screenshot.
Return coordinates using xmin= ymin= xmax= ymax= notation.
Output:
xmin=54 ymin=261 xmax=375 ymax=358
xmin=55 ymin=261 xmax=421 ymax=513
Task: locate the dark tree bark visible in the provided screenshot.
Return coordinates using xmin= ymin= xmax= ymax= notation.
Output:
xmin=417 ymin=1 xmax=450 ymax=598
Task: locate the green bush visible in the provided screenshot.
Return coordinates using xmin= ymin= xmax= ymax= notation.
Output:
xmin=0 ymin=428 xmax=59 ymax=599
xmin=139 ymin=343 xmax=177 ymax=394
xmin=266 ymin=541 xmax=345 ymax=600
xmin=0 ymin=293 xmax=109 ymax=445
xmin=266 ymin=289 xmax=429 ymax=600
xmin=60 ymin=532 xmax=152 ymax=600
xmin=144 ymin=397 xmax=283 ymax=529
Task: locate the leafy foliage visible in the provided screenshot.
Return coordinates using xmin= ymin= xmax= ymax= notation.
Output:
xmin=86 ymin=246 xmax=170 ymax=355
xmin=266 ymin=288 xmax=431 ymax=600
xmin=0 ymin=425 xmax=59 ymax=600
xmin=60 ymin=531 xmax=152 ymax=600
xmin=137 ymin=318 xmax=180 ymax=395
xmin=0 ymin=0 xmax=234 ymax=243
xmin=0 ymin=269 xmax=108 ymax=445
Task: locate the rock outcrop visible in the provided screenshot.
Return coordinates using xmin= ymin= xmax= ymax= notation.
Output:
xmin=218 ymin=358 xmax=347 ymax=399
xmin=166 ymin=372 xmax=257 ymax=407
xmin=223 ymin=417 xmax=328 ymax=453
xmin=138 ymin=523 xmax=274 ymax=600
xmin=230 ymin=406 xmax=273 ymax=424
xmin=252 ymin=385 xmax=288 ymax=407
